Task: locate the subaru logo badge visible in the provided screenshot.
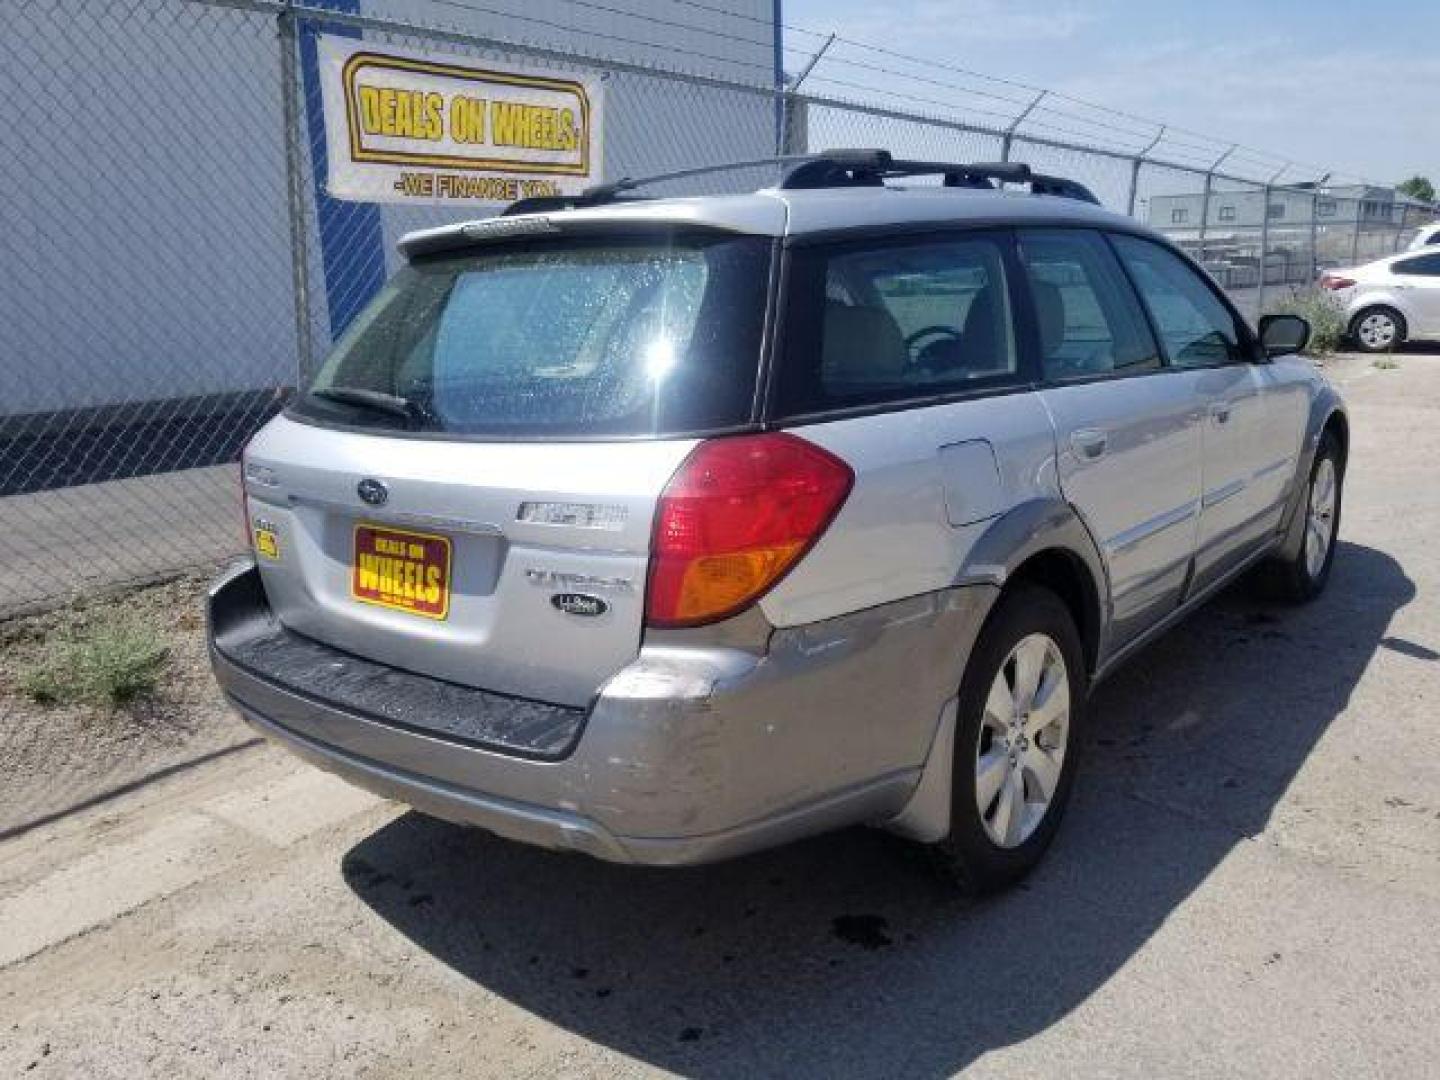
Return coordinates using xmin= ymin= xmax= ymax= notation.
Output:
xmin=551 ymin=592 xmax=608 ymax=618
xmin=357 ymin=478 xmax=389 ymax=507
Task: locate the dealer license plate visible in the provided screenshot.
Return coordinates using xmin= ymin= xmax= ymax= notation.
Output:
xmin=351 ymin=523 xmax=452 ymax=620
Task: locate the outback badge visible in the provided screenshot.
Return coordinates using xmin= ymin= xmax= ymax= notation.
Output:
xmin=551 ymin=592 xmax=608 ymax=618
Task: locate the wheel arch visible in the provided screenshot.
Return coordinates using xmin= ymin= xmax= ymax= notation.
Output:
xmin=955 ymin=498 xmax=1109 ymax=679
xmin=1276 ymin=391 xmax=1349 ymax=563
xmin=887 ymin=501 xmax=1107 ymax=846
xmin=1323 ymin=408 xmax=1349 ymax=472
xmin=1006 ymin=549 xmax=1103 ymax=678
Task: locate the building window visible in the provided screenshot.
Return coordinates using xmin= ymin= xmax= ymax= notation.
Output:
xmin=1171 ymin=208 xmax=1189 ymax=225
xmin=1267 ymin=202 xmax=1286 ymax=220
xmin=1218 ymin=205 xmax=1236 ymax=222
xmin=1317 ymin=198 xmax=1337 ymax=217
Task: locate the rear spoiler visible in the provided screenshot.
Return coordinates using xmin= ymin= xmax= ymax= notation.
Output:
xmin=396 ymin=215 xmax=562 ymax=260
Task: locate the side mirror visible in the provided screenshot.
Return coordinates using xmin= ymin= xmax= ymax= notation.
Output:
xmin=1258 ymin=314 xmax=1310 ymax=358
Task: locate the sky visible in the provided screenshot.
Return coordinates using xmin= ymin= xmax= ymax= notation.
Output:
xmin=782 ymin=0 xmax=1440 ymax=188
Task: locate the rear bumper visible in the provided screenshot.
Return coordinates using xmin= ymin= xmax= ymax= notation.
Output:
xmin=208 ymin=560 xmax=995 ymax=865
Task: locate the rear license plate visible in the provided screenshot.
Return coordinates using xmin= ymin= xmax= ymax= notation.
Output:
xmin=352 ymin=523 xmax=452 ymax=620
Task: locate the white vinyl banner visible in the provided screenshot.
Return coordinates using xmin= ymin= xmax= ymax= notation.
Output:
xmin=316 ymin=35 xmax=604 ymax=206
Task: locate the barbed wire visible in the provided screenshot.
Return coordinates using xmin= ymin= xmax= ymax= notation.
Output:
xmin=367 ymin=0 xmax=1382 ymax=186
xmin=596 ymin=0 xmax=1378 ymax=184
xmin=812 ymin=34 xmax=1376 ymax=183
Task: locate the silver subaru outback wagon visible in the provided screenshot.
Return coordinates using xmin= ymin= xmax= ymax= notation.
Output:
xmin=209 ymin=151 xmax=1347 ymax=893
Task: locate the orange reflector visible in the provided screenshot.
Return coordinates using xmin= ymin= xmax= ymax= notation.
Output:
xmin=672 ymin=544 xmax=805 ymax=622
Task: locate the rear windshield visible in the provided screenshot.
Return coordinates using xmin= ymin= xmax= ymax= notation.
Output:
xmin=291 ymin=232 xmax=771 ymax=438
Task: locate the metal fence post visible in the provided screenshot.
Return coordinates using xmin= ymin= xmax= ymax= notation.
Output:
xmin=775 ymin=85 xmax=787 ymax=160
xmin=1198 ymin=145 xmax=1235 ymax=270
xmin=1001 ymin=91 xmax=1045 ymax=164
xmin=1125 ymin=127 xmax=1165 ymax=219
xmin=1199 ymin=172 xmax=1213 ymax=266
xmin=1307 ymin=174 xmax=1329 ymax=283
xmin=781 ymin=94 xmax=808 ymax=156
xmin=1349 ymin=207 xmax=1363 ymax=265
xmin=1257 ymin=163 xmax=1288 ymax=316
xmin=1258 ymin=183 xmax=1272 ymax=317
xmin=277 ymin=3 xmax=314 ymax=387
xmin=1125 ymin=158 xmax=1141 ymax=218
xmin=780 ymin=33 xmax=832 ymax=157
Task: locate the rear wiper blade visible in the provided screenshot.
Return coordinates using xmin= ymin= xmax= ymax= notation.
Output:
xmin=310 ymin=386 xmax=424 ymax=423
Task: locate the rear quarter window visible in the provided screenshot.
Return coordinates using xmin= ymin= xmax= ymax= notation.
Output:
xmin=774 ymin=234 xmax=1020 ymax=418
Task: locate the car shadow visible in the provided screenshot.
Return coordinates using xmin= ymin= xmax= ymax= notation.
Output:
xmin=342 ymin=540 xmax=1412 ymax=1078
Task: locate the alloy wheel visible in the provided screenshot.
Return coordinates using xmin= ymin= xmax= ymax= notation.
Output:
xmin=975 ymin=633 xmax=1070 ymax=849
xmin=1305 ymin=457 xmax=1338 ymax=579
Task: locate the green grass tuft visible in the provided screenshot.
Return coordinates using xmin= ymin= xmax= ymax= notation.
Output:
xmin=18 ymin=613 xmax=170 ymax=707
xmin=1265 ymin=287 xmax=1348 ymax=357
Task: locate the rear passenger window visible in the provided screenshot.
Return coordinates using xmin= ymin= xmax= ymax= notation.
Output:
xmin=1111 ymin=235 xmax=1248 ymax=368
xmin=1017 ymin=230 xmax=1159 ymax=380
xmin=774 ymin=236 xmax=1018 ymax=416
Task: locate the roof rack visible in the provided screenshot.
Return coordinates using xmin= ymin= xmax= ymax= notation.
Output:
xmin=779 ymin=149 xmax=1101 ymax=204
xmin=500 ymin=148 xmax=1098 ymax=216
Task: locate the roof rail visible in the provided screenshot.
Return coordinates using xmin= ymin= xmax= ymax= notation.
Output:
xmin=500 ymin=155 xmax=812 ymax=216
xmin=498 ymin=148 xmax=1099 ymax=217
xmin=780 ymin=149 xmax=1100 ymax=204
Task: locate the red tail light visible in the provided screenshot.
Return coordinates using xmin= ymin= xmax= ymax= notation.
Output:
xmin=646 ymin=433 xmax=854 ymax=628
xmin=1319 ymin=273 xmax=1356 ymax=291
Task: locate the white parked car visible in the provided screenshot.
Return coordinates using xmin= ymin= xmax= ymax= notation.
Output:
xmin=1321 ymin=250 xmax=1440 ymax=352
xmin=1407 ymin=221 xmax=1440 ymax=250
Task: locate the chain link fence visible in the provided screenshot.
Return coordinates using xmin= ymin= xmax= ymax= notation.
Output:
xmin=2 ymin=0 xmax=1436 ymax=614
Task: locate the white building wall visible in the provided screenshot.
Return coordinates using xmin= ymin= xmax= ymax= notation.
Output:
xmin=0 ymin=1 xmax=296 ymax=416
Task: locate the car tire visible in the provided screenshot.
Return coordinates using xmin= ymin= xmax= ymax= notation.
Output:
xmin=928 ymin=584 xmax=1086 ymax=894
xmin=1253 ymin=430 xmax=1343 ymax=603
xmin=1350 ymin=306 xmax=1406 ymax=353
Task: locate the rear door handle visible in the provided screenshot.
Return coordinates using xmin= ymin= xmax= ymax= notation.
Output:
xmin=1071 ymin=429 xmax=1108 ymax=461
xmin=1210 ymin=402 xmax=1232 ymax=424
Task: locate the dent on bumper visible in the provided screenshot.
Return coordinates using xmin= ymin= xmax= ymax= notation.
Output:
xmin=208 ymin=560 xmax=997 ymax=865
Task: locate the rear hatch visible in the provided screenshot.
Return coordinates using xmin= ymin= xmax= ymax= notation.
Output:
xmin=243 ymin=227 xmax=772 ymax=708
